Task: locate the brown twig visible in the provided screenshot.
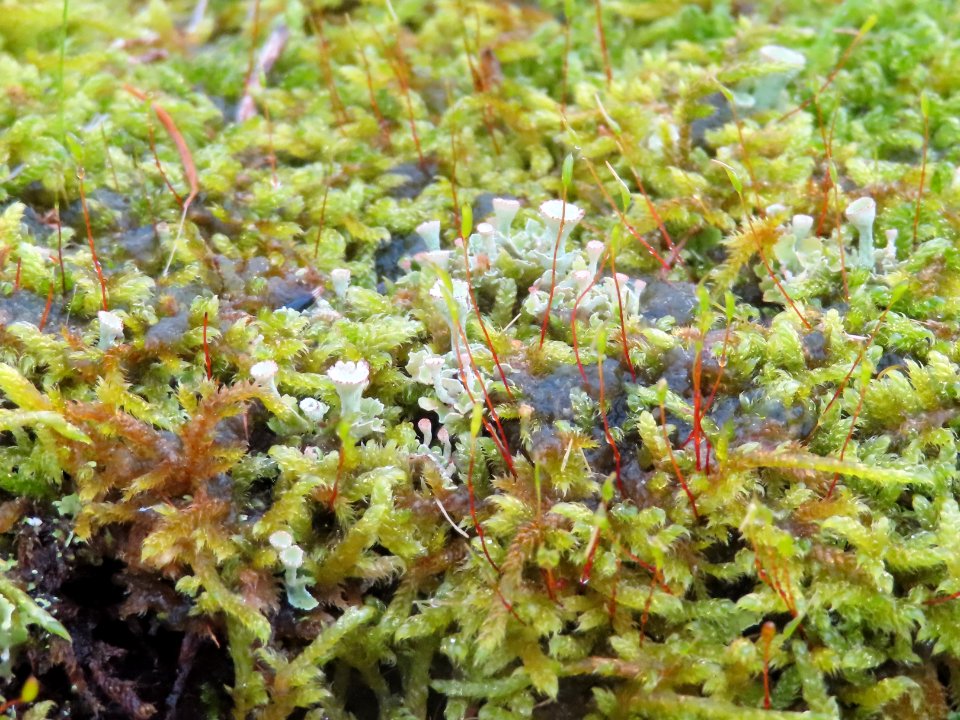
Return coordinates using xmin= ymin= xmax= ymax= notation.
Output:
xmin=539 ymin=188 xmax=568 ymax=349
xmin=824 ymin=369 xmax=869 ymax=499
xmin=313 ymin=184 xmax=330 ymax=259
xmin=38 ymin=278 xmax=55 ymax=331
xmin=124 ymin=85 xmax=200 ymax=276
xmin=593 ymin=0 xmax=612 ymax=88
xmin=609 ymin=245 xmax=636 ymax=381
xmin=202 ymin=311 xmax=212 ymax=380
xmin=371 ymin=23 xmax=425 ymax=168
xmin=761 ymin=621 xmax=776 ymax=709
xmin=310 ymin=14 xmax=349 ymax=130
xmin=913 ymin=94 xmax=929 ymax=245
xmin=582 ymin=157 xmax=670 ymax=270
xmin=77 ymin=168 xmax=108 ymax=311
xmin=660 ymin=391 xmax=699 ymax=520
xmin=448 ymin=126 xmax=515 ymax=401
xmin=780 ymin=17 xmax=877 ymax=122
xmin=349 ymin=17 xmax=390 ymax=147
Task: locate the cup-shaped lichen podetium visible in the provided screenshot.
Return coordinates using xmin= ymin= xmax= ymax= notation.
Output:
xmin=97 ymin=310 xmax=124 ymax=350
xmin=492 ymin=198 xmax=520 ymax=236
xmin=753 ymin=45 xmax=806 ymax=109
xmin=327 ymin=359 xmax=370 ymax=419
xmin=845 ymin=196 xmax=877 ymax=270
xmin=539 ymin=199 xmax=585 ymax=246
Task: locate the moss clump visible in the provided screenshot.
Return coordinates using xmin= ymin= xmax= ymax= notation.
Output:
xmin=1 ymin=0 xmax=960 ymax=717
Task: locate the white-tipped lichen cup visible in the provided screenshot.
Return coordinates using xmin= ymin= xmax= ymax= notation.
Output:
xmin=845 ymin=197 xmax=877 ymax=270
xmin=539 ymin=200 xmax=585 ymax=245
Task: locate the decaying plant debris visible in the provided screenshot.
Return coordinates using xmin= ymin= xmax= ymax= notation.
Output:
xmin=2 ymin=0 xmax=960 ymax=717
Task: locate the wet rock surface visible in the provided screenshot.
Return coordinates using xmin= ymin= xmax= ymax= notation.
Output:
xmin=384 ymin=161 xmax=438 ymax=200
xmin=61 ymin=188 xmax=137 ymax=233
xmin=375 ymin=232 xmax=426 ymax=285
xmin=0 ymin=290 xmax=67 ymax=331
xmin=116 ymin=225 xmax=159 ymax=263
xmin=513 ymin=358 xmax=627 ymax=424
xmin=690 ymin=91 xmax=734 ymax=150
xmin=14 ymin=204 xmax=55 ymax=242
xmin=144 ymin=312 xmax=190 ymax=350
xmin=709 ymin=392 xmax=816 ymax=446
xmin=802 ymin=329 xmax=828 ymax=367
xmin=639 ymin=280 xmax=698 ymax=324
xmin=472 ymin=191 xmax=519 ymax=223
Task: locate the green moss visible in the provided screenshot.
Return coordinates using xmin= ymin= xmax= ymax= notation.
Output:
xmin=0 ymin=0 xmax=959 ymax=717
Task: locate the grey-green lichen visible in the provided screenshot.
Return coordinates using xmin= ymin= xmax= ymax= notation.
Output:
xmin=1 ymin=0 xmax=960 ymax=718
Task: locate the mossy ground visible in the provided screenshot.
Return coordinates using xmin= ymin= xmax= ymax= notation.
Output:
xmin=2 ymin=0 xmax=960 ymax=718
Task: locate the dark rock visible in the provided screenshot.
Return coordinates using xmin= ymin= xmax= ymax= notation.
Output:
xmin=0 ymin=290 xmax=66 ymax=331
xmin=144 ymin=313 xmax=190 ymax=350
xmin=876 ymin=351 xmax=906 ymax=373
xmin=708 ymin=395 xmax=740 ymax=431
xmin=61 ymin=188 xmax=135 ymax=232
xmin=385 ymin=161 xmax=438 ymax=200
xmin=375 ymin=232 xmax=426 ymax=284
xmin=243 ymin=256 xmax=270 ymax=278
xmin=618 ymin=451 xmax=655 ymax=505
xmin=161 ymin=285 xmax=206 ymax=312
xmin=714 ymin=392 xmax=816 ymax=447
xmin=472 ymin=192 xmax=518 ymax=223
xmin=532 ymin=678 xmax=600 ymax=720
xmin=117 ymin=226 xmax=158 ymax=263
xmin=210 ymin=255 xmax=244 ymax=295
xmin=802 ymin=330 xmax=828 ymax=367
xmin=187 ymin=202 xmax=235 ymax=236
xmin=281 ymin=290 xmax=320 ymax=312
xmin=514 ymin=363 xmax=582 ymax=424
xmin=515 ymin=358 xmax=627 ymax=422
xmin=639 ymin=280 xmax=698 ymax=324
xmin=419 ymin=82 xmax=448 ymax=116
xmin=690 ymin=91 xmax=733 ymax=150
xmin=266 ymin=275 xmax=313 ymax=308
xmin=18 ymin=204 xmax=54 ymax=242
xmin=661 ymin=345 xmax=692 ymax=394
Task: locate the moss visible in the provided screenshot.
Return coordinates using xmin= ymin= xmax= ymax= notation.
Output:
xmin=0 ymin=0 xmax=959 ymax=717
